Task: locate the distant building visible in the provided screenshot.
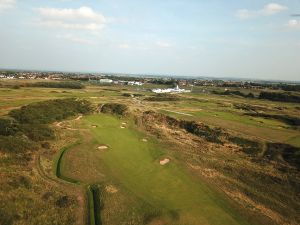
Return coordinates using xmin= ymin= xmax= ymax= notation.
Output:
xmin=128 ymin=81 xmax=143 ymax=86
xmin=99 ymin=79 xmax=113 ymax=84
xmin=152 ymin=85 xmax=191 ymax=93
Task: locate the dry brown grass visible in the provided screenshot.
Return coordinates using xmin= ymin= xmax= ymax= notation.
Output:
xmin=135 ymin=109 xmax=300 ymax=225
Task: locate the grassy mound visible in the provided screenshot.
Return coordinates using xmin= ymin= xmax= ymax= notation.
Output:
xmin=100 ymin=103 xmax=128 ymax=116
xmin=0 ymin=98 xmax=92 ymax=153
xmin=139 ymin=111 xmax=223 ymax=143
xmin=264 ymin=143 xmax=300 ymax=170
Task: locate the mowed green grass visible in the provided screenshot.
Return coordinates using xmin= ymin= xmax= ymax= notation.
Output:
xmin=65 ymin=114 xmax=251 ymax=225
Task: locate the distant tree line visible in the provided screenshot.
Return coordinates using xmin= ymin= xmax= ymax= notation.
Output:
xmin=219 ymin=82 xmax=300 ymax=92
xmin=212 ymin=90 xmax=254 ymax=98
xmin=149 ymin=79 xmax=176 ymax=85
xmin=279 ymin=84 xmax=300 ymax=92
xmin=259 ymin=91 xmax=300 ymax=103
xmin=212 ymin=89 xmax=300 ymax=103
xmin=0 ymin=98 xmax=92 ymax=153
xmin=30 ymin=81 xmax=85 ymax=89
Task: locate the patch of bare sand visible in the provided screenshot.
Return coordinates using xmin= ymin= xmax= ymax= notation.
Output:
xmin=105 ymin=185 xmax=118 ymax=193
xmin=98 ymin=145 xmax=108 ymax=150
xmin=120 ymin=126 xmax=126 ymax=129
xmin=92 ymin=125 xmax=98 ymax=128
xmin=75 ymin=115 xmax=83 ymax=120
xmin=142 ymin=138 xmax=148 ymax=142
xmin=160 ymin=158 xmax=170 ymax=165
xmin=55 ymin=122 xmax=63 ymax=128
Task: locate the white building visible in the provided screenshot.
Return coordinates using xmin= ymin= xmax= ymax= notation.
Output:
xmin=99 ymin=79 xmax=113 ymax=83
xmin=128 ymin=81 xmax=143 ymax=86
xmin=152 ymin=85 xmax=191 ymax=94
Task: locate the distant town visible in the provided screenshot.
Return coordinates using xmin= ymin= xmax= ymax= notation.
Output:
xmin=1 ymin=70 xmax=300 ymax=92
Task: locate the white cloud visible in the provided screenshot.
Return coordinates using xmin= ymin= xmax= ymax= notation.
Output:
xmin=35 ymin=6 xmax=106 ymax=32
xmin=119 ymin=44 xmax=130 ymax=49
xmin=236 ymin=3 xmax=288 ymax=19
xmin=236 ymin=9 xmax=253 ymax=20
xmin=156 ymin=41 xmax=172 ymax=48
xmin=263 ymin=3 xmax=287 ymax=15
xmin=0 ymin=0 xmax=15 ymax=11
xmin=287 ymin=19 xmax=300 ymax=29
xmin=38 ymin=20 xmax=104 ymax=31
xmin=56 ymin=34 xmax=95 ymax=45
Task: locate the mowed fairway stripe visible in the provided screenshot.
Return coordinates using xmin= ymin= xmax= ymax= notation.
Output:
xmin=84 ymin=114 xmax=250 ymax=225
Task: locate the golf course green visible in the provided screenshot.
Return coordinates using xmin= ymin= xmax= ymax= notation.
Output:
xmin=59 ymin=113 xmax=251 ymax=225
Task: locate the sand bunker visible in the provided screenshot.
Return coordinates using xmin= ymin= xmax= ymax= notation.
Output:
xmin=105 ymin=185 xmax=118 ymax=193
xmin=75 ymin=115 xmax=82 ymax=120
xmin=56 ymin=122 xmax=63 ymax=128
xmin=160 ymin=158 xmax=170 ymax=166
xmin=120 ymin=126 xmax=126 ymax=129
xmin=121 ymin=122 xmax=127 ymax=125
xmin=98 ymin=145 xmax=108 ymax=150
xmin=142 ymin=138 xmax=148 ymax=142
xmin=92 ymin=125 xmax=98 ymax=128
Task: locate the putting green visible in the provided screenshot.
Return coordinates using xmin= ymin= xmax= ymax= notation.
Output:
xmin=69 ymin=114 xmax=249 ymax=225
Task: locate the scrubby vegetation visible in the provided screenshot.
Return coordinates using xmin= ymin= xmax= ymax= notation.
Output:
xmin=213 ymin=89 xmax=300 ymax=103
xmin=144 ymin=94 xmax=180 ymax=101
xmin=149 ymin=79 xmax=176 ymax=85
xmin=233 ymin=103 xmax=265 ymax=112
xmin=259 ymin=91 xmax=300 ymax=103
xmin=228 ymin=136 xmax=262 ymax=155
xmin=140 ymin=111 xmax=223 ymax=143
xmin=0 ymin=118 xmax=19 ymax=136
xmin=30 ymin=81 xmax=85 ymax=89
xmin=245 ymin=112 xmax=300 ymax=127
xmin=0 ymin=135 xmax=37 ymax=153
xmin=212 ymin=90 xmax=254 ymax=98
xmin=100 ymin=103 xmax=128 ymax=116
xmin=179 ymin=120 xmax=223 ymax=143
xmin=0 ymin=99 xmax=92 ymax=153
xmin=278 ymin=84 xmax=300 ymax=92
xmin=264 ymin=143 xmax=300 ymax=170
xmin=9 ymin=98 xmax=92 ymax=124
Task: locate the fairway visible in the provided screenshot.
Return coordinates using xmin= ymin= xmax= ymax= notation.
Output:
xmin=61 ymin=113 xmax=250 ymax=225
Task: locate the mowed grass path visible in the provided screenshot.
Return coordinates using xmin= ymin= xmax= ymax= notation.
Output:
xmin=80 ymin=114 xmax=250 ymax=225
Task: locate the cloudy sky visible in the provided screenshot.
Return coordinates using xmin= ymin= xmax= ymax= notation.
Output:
xmin=0 ymin=0 xmax=299 ymax=80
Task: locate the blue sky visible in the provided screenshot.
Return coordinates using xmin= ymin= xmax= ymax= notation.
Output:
xmin=0 ymin=0 xmax=299 ymax=80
